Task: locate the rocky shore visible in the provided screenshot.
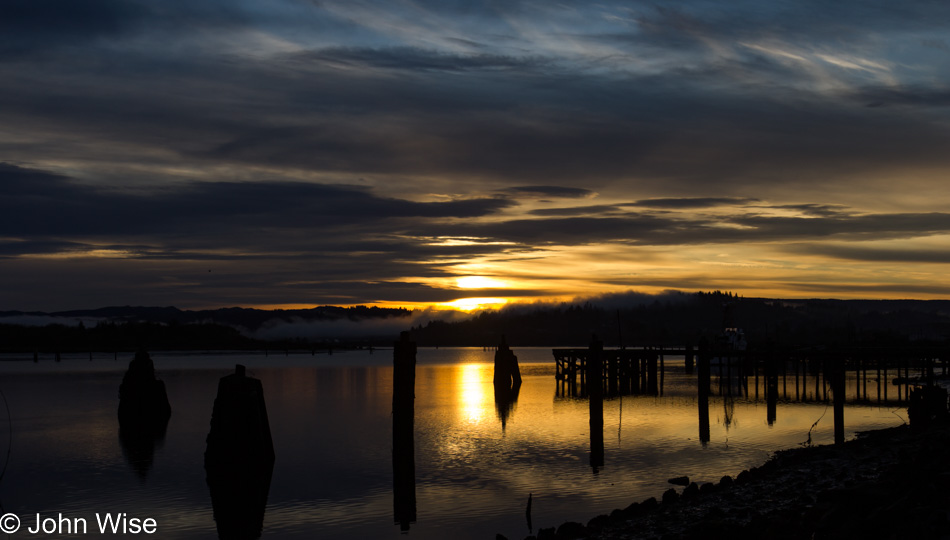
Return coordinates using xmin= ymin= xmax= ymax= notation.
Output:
xmin=508 ymin=423 xmax=950 ymax=540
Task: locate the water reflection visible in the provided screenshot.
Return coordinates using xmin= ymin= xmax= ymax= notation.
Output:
xmin=459 ymin=364 xmax=489 ymax=425
xmin=393 ymin=334 xmax=417 ymax=533
xmin=118 ymin=421 xmax=167 ymax=481
xmin=493 ymin=383 xmax=521 ymax=431
xmin=2 ymin=348 xmax=920 ymax=540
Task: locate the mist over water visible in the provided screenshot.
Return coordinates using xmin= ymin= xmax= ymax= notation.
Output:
xmin=0 ymin=348 xmax=906 ymax=539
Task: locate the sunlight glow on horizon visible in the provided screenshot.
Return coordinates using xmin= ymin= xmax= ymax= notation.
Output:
xmin=456 ymin=275 xmax=507 ymax=289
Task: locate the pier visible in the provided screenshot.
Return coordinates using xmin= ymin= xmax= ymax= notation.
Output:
xmin=554 ymin=343 xmax=949 ymax=406
xmin=554 ymin=345 xmax=692 ymax=397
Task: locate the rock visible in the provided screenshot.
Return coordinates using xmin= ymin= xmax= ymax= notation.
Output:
xmin=536 ymin=527 xmax=556 ymax=540
xmin=662 ymin=488 xmax=679 ymax=504
xmin=587 ymin=514 xmax=610 ymax=531
xmin=681 ymin=482 xmax=699 ymax=500
xmin=736 ymin=469 xmax=752 ymax=484
xmin=667 ymin=475 xmax=690 ymax=486
xmin=496 ymin=534 xmax=508 ymax=540
xmin=699 ymin=482 xmax=716 ymax=495
xmin=555 ymin=521 xmax=587 ymax=539
xmin=622 ymin=502 xmax=640 ymax=516
xmin=719 ymin=475 xmax=734 ymax=488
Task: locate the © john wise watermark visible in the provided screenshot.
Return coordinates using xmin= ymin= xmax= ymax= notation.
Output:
xmin=0 ymin=513 xmax=157 ymax=535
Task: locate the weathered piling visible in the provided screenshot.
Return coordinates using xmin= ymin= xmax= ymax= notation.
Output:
xmin=493 ymin=338 xmax=522 ymax=430
xmin=765 ymin=351 xmax=778 ymax=426
xmin=646 ymin=350 xmax=658 ymax=396
xmin=205 ymin=365 xmax=274 ymax=464
xmin=392 ymin=332 xmax=417 ymax=531
xmin=588 ymin=336 xmax=604 ymax=470
xmin=118 ymin=350 xmax=172 ymax=427
xmin=832 ymin=358 xmax=845 ymax=444
xmin=493 ymin=336 xmax=522 ymax=388
xmin=697 ymin=338 xmax=711 ymax=445
xmin=204 ymin=365 xmax=275 ymax=540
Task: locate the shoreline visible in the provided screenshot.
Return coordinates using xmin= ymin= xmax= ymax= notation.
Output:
xmin=512 ymin=422 xmax=950 ymax=539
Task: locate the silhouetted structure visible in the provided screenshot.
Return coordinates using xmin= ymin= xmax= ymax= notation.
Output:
xmin=831 ymin=359 xmax=845 ymax=444
xmin=697 ymin=338 xmax=711 ymax=445
xmin=492 ymin=337 xmax=522 ymax=430
xmin=493 ymin=336 xmax=522 ymax=388
xmin=554 ymin=346 xmax=676 ymax=398
xmin=117 ymin=349 xmax=171 ymax=479
xmin=392 ymin=332 xmax=417 ymax=532
xmin=588 ymin=336 xmax=604 ymax=470
xmin=205 ymin=365 xmax=275 ymax=540
xmin=765 ymin=350 xmax=778 ymax=426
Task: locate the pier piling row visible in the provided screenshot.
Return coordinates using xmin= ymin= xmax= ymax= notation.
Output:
xmin=554 ymin=346 xmax=691 ymax=397
xmin=554 ymin=344 xmax=950 ymax=403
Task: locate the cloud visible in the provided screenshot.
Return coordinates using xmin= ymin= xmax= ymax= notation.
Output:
xmin=504 ymin=186 xmax=597 ymax=199
xmin=5 ymin=1 xmax=950 ymax=308
xmin=0 ymin=163 xmax=515 ymax=240
xmin=626 ymin=198 xmax=760 ymax=209
xmin=0 ymin=0 xmax=147 ymax=54
xmin=528 ymin=205 xmax=621 ymax=216
xmin=249 ymin=307 xmax=474 ymax=340
xmin=294 ymin=46 xmax=535 ymax=72
xmin=410 ymin=210 xmax=950 ymax=247
xmin=782 ymin=244 xmax=950 ymax=264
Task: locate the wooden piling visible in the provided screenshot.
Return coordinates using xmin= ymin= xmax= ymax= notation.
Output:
xmin=647 ymin=351 xmax=658 ymax=396
xmin=765 ymin=350 xmax=778 ymax=426
xmin=697 ymin=339 xmax=711 ymax=445
xmin=392 ymin=332 xmax=417 ymax=531
xmin=204 ymin=363 xmax=274 ymax=539
xmin=832 ymin=358 xmax=845 ymax=444
xmin=588 ymin=337 xmax=604 ymax=469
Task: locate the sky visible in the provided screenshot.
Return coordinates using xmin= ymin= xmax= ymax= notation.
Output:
xmin=3 ymin=0 xmax=950 ymax=312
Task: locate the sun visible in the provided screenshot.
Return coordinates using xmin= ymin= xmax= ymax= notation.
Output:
xmin=439 ymin=297 xmax=509 ymax=312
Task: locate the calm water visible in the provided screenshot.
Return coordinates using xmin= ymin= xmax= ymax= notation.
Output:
xmin=0 ymin=348 xmax=908 ymax=539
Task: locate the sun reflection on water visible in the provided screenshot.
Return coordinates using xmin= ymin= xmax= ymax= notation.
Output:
xmin=458 ymin=363 xmax=491 ymax=425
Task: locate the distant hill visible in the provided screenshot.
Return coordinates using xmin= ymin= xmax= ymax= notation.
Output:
xmin=0 ymin=304 xmax=410 ymax=330
xmin=0 ymin=305 xmax=413 ymax=352
xmin=2 ymin=293 xmax=950 ymax=351
xmin=406 ymin=292 xmax=950 ymax=347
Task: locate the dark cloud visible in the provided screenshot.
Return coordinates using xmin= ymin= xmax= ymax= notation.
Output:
xmin=627 ymin=198 xmax=760 ymax=209
xmin=782 ymin=244 xmax=950 ymax=264
xmin=504 ymin=186 xmax=596 ymax=199
xmin=0 ymin=163 xmax=514 ymax=240
xmin=0 ymin=0 xmax=147 ymax=52
xmin=764 ymin=204 xmax=850 ymax=217
xmin=296 ymin=46 xmax=534 ymax=72
xmin=528 ymin=205 xmax=620 ymax=217
xmin=412 ymin=210 xmax=950 ymax=247
xmin=849 ymin=86 xmax=950 ymax=108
